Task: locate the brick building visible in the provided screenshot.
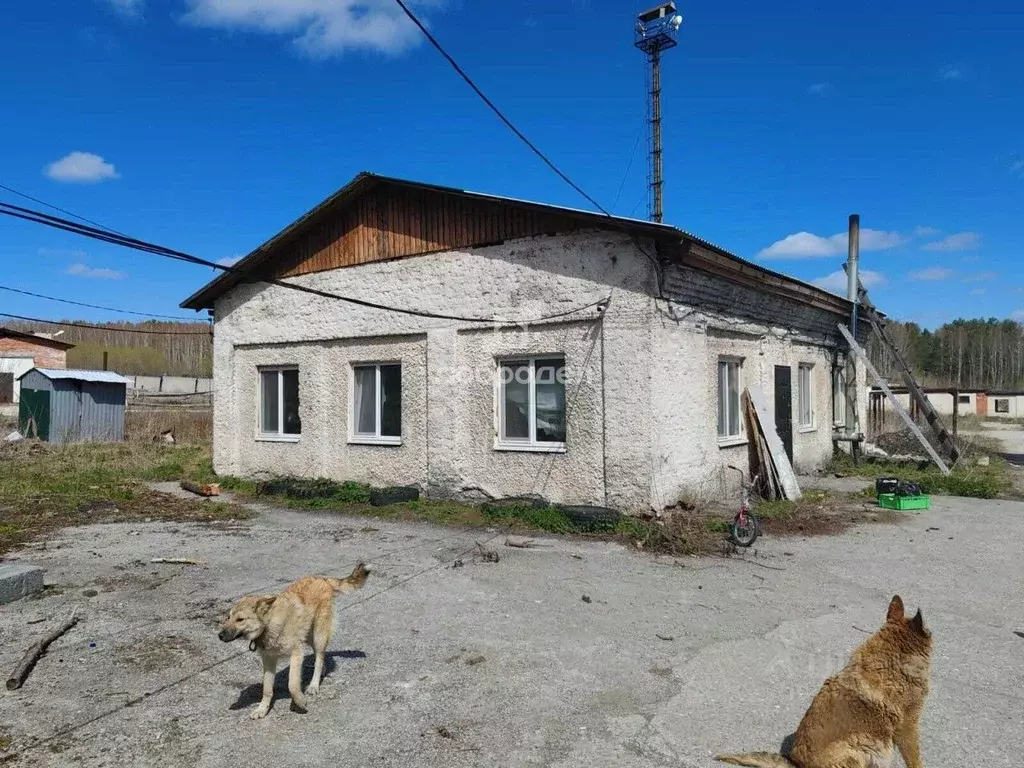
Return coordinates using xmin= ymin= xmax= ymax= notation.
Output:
xmin=0 ymin=328 xmax=74 ymax=404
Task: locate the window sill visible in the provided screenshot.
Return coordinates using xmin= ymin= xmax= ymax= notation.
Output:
xmin=798 ymin=425 xmax=817 ymax=434
xmin=256 ymin=434 xmax=300 ymax=443
xmin=494 ymin=442 xmax=567 ymax=454
xmin=349 ymin=437 xmax=402 ymax=447
xmin=717 ymin=436 xmax=747 ymax=448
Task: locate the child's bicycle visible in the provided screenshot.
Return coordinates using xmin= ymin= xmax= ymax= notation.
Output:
xmin=727 ymin=465 xmax=762 ymax=547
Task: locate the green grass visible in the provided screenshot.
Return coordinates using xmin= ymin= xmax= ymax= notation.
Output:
xmin=828 ymin=452 xmax=1012 ymax=499
xmin=0 ymin=441 xmax=248 ymax=554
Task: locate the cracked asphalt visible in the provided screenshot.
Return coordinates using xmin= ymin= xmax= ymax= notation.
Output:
xmin=0 ymin=489 xmax=1021 ymax=767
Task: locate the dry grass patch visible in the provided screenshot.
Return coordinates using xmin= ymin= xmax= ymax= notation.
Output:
xmin=0 ymin=440 xmax=247 ymax=555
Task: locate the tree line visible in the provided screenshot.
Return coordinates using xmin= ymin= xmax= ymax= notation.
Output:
xmin=6 ymin=319 xmax=212 ymax=377
xmin=870 ymin=318 xmax=1024 ymax=391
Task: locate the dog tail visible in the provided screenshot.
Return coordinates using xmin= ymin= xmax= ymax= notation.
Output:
xmin=329 ymin=562 xmax=370 ymax=594
xmin=714 ymin=753 xmax=796 ymax=768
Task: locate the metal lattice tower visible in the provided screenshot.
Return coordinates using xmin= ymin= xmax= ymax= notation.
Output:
xmin=634 ymin=3 xmax=682 ymax=224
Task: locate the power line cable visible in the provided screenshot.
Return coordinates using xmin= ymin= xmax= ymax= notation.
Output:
xmin=0 ymin=313 xmax=211 ymax=335
xmin=0 ymin=284 xmax=197 ymax=321
xmin=391 ymin=0 xmax=665 ymax=277
xmin=0 ymin=182 xmax=122 ymax=235
xmin=0 ymin=200 xmax=610 ymax=326
xmin=612 ymin=119 xmax=646 ymax=211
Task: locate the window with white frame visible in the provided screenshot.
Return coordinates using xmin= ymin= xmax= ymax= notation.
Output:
xmin=798 ymin=363 xmax=815 ymax=429
xmin=832 ymin=367 xmax=846 ymax=426
xmin=958 ymin=394 xmax=971 ymax=404
xmin=351 ymin=363 xmax=402 ymax=444
xmin=497 ymin=357 xmax=566 ymax=450
xmin=259 ymin=367 xmax=301 ymax=438
xmin=995 ymin=398 xmax=1010 ymax=414
xmin=717 ymin=358 xmax=742 ymax=440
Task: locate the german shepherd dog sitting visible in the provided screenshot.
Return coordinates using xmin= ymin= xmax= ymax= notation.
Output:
xmin=716 ymin=595 xmax=932 ymax=768
xmin=219 ymin=563 xmax=370 ymax=719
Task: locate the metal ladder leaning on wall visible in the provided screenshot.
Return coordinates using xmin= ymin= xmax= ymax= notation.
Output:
xmin=838 ymin=274 xmax=960 ymax=475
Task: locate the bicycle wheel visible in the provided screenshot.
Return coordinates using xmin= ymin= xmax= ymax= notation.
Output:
xmin=730 ymin=512 xmax=760 ymax=547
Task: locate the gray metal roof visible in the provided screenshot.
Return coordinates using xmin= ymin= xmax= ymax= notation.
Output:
xmin=21 ymin=368 xmax=130 ymax=384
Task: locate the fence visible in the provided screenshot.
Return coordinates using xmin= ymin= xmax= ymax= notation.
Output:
xmin=128 ymin=375 xmax=212 ymax=394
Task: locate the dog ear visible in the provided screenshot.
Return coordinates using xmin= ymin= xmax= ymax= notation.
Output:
xmin=253 ymin=596 xmax=277 ymax=616
xmin=909 ymin=609 xmax=927 ymax=635
xmin=887 ymin=595 xmax=905 ymax=622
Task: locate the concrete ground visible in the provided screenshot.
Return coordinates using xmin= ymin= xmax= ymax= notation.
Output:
xmin=959 ymin=423 xmax=1024 ymax=465
xmin=1 ymin=495 xmax=1022 ymax=768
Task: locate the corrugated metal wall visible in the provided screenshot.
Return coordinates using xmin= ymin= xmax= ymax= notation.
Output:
xmin=23 ymin=376 xmax=125 ymax=444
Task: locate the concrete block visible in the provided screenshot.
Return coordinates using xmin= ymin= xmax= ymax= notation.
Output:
xmin=0 ymin=563 xmax=45 ymax=604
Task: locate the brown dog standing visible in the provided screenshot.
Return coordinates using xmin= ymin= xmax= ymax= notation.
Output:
xmin=716 ymin=595 xmax=932 ymax=768
xmin=219 ymin=563 xmax=370 ymax=719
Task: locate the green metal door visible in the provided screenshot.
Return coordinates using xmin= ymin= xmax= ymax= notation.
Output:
xmin=18 ymin=389 xmax=50 ymax=441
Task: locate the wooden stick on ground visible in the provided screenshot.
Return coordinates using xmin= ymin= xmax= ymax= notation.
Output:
xmin=7 ymin=610 xmax=79 ymax=691
xmin=150 ymin=558 xmax=203 ymax=565
xmin=180 ymin=480 xmax=221 ymax=497
xmin=504 ymin=538 xmax=542 ymax=549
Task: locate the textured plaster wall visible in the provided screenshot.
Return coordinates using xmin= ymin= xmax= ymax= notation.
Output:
xmin=653 ymin=262 xmax=858 ymax=504
xmin=210 ymin=230 xmax=858 ymax=511
xmin=212 ymin=231 xmax=657 ymax=509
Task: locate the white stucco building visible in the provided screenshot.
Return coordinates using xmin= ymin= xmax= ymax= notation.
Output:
xmin=182 ymin=173 xmax=867 ymax=512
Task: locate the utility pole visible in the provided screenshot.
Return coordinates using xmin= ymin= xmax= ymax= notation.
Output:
xmin=634 ymin=3 xmax=682 ymax=224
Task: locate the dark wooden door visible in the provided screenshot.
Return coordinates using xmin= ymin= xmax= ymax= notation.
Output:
xmin=0 ymin=373 xmax=13 ymax=404
xmin=774 ymin=366 xmax=794 ymax=463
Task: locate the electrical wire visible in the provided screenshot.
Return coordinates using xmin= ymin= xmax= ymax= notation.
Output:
xmin=391 ymin=0 xmax=666 ymax=277
xmin=612 ymin=119 xmax=646 ymax=211
xmin=0 ymin=200 xmax=611 ymax=327
xmin=0 ymin=284 xmax=197 ymax=321
xmin=0 ymin=312 xmax=210 ymax=335
xmin=0 ymin=182 xmax=122 ymax=236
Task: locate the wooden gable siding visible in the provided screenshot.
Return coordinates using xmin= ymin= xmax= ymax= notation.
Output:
xmin=277 ymin=187 xmax=585 ymax=279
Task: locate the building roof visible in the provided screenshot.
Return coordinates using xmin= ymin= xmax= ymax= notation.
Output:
xmin=19 ymin=368 xmax=130 ymax=385
xmin=180 ymin=171 xmax=860 ymax=317
xmin=0 ymin=327 xmax=75 ymax=351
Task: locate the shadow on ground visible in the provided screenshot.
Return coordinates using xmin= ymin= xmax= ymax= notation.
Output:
xmin=229 ymin=650 xmax=367 ymax=711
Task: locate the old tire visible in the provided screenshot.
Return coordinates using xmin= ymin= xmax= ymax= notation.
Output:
xmin=557 ymin=505 xmax=621 ymax=532
xmin=369 ymin=486 xmax=420 ymax=507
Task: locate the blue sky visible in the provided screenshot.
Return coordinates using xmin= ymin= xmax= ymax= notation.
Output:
xmin=0 ymin=0 xmax=1021 ymax=327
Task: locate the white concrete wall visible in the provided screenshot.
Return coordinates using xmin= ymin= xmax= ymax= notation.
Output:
xmin=989 ymin=395 xmax=1024 ymax=419
xmin=0 ymin=356 xmax=34 ymax=403
xmin=650 ymin=311 xmax=839 ymax=506
xmin=210 ymin=229 xmax=855 ymax=511
xmin=213 ymin=231 xmax=657 ymax=510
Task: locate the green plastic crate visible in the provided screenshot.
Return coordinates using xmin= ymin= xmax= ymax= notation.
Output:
xmin=878 ymin=493 xmax=930 ymax=511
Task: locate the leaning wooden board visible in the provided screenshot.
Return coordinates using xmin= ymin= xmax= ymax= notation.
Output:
xmin=745 ymin=385 xmax=802 ymax=500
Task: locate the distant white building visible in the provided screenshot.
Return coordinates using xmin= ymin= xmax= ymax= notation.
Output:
xmin=182 ymin=173 xmax=868 ymax=511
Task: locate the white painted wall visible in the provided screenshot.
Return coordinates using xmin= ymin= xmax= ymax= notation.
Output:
xmin=987 ymin=394 xmax=1024 ymax=419
xmin=211 ymin=230 xmax=856 ymax=511
xmin=0 ymin=356 xmax=34 ymax=403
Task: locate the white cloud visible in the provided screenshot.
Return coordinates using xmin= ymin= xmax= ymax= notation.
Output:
xmin=922 ymin=232 xmax=981 ymax=251
xmin=758 ymin=228 xmax=905 ymax=259
xmin=44 ymin=152 xmax=119 ymax=183
xmin=939 ymin=64 xmax=963 ymax=81
xmin=1013 ymin=310 xmax=1024 ymax=322
xmin=969 ymin=288 xmax=985 ymax=296
xmin=910 ymin=267 xmax=954 ymax=281
xmin=913 ymin=226 xmax=939 ymax=237
xmin=182 ymin=0 xmax=440 ymax=56
xmin=811 ymin=269 xmax=887 ymax=296
xmin=66 ymin=263 xmax=127 ymax=280
xmin=807 ymin=83 xmax=834 ymax=97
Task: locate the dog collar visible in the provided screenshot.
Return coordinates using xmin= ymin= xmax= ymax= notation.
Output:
xmin=248 ymin=630 xmax=265 ymax=652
